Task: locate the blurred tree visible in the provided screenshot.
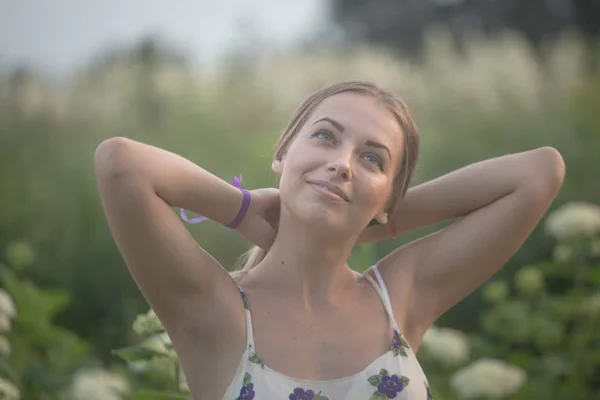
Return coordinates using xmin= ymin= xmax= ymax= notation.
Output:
xmin=87 ymin=35 xmax=187 ymax=73
xmin=330 ymin=0 xmax=600 ymax=73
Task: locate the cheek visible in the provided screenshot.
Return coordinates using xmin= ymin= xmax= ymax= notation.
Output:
xmin=279 ymin=146 xmax=321 ymax=182
xmin=277 ymin=156 xmax=307 ymax=203
xmin=360 ymin=178 xmax=393 ymax=209
xmin=278 ymin=170 xmax=297 ymax=198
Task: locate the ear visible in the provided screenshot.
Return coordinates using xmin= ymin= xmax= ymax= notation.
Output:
xmin=375 ymin=211 xmax=389 ymax=225
xmin=271 ymin=158 xmax=283 ymax=175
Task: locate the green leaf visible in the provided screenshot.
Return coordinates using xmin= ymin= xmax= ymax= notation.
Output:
xmin=248 ymin=353 xmax=265 ymax=369
xmin=400 ymin=375 xmax=410 ymax=386
xmin=129 ymin=389 xmax=191 ymax=400
xmin=368 ymin=392 xmax=387 ymax=400
xmin=1 ymin=268 xmax=71 ymax=325
xmin=368 ymin=374 xmax=382 ymax=386
xmin=112 ymin=345 xmax=168 ymax=362
xmin=379 ymin=368 xmax=389 ymax=377
xmin=243 ymin=372 xmax=252 ymax=386
xmin=391 ymin=347 xmax=408 ymax=357
xmin=314 ymin=391 xmax=329 ymax=400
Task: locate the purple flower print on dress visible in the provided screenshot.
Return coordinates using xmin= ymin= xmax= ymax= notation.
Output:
xmin=368 ymin=369 xmax=410 ymax=399
xmin=378 ymin=375 xmax=408 ymax=398
xmin=237 ymin=383 xmax=254 ymax=400
xmin=390 ymin=330 xmax=409 ymax=357
xmin=289 ymin=388 xmax=315 ymax=400
xmin=289 ymin=388 xmax=329 ymax=400
xmin=237 ymin=373 xmax=255 ymax=400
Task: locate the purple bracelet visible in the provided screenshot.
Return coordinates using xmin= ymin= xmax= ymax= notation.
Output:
xmin=180 ymin=175 xmax=250 ymax=228
xmin=225 ymin=187 xmax=251 ymax=229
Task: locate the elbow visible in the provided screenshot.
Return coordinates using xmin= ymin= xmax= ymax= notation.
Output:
xmin=94 ymin=137 xmax=135 ymax=180
xmin=537 ymin=146 xmax=566 ymax=193
xmin=522 ymin=147 xmax=565 ymax=200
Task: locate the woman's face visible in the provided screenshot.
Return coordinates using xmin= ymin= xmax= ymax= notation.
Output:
xmin=274 ymin=92 xmax=405 ymax=233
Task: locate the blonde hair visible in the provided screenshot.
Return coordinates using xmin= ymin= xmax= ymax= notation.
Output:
xmin=234 ymin=81 xmax=420 ymax=274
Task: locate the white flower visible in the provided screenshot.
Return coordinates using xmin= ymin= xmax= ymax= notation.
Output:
xmin=0 ymin=316 xmax=11 ymax=333
xmin=127 ymin=333 xmax=177 ymax=375
xmin=450 ymin=358 xmax=526 ymax=399
xmin=421 ymin=325 xmax=470 ymax=367
xmin=140 ymin=332 xmax=175 ymax=357
xmin=127 ymin=335 xmax=177 ymax=372
xmin=138 ymin=333 xmax=188 ymax=389
xmin=69 ymin=368 xmax=129 ymax=400
xmin=132 ymin=308 xmax=164 ymax=336
xmin=0 ymin=377 xmax=20 ymax=400
xmin=545 ymin=202 xmax=600 ymax=240
xmin=0 ymin=335 xmax=11 ymax=358
xmin=126 ymin=360 xmax=148 ymax=373
xmin=0 ymin=289 xmax=16 ymax=320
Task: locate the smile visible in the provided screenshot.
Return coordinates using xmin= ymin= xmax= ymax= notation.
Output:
xmin=307 ymin=181 xmax=349 ymax=202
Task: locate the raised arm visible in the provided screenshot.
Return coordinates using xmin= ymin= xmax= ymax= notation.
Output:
xmin=371 ymin=147 xmax=565 ymax=341
xmin=95 ymin=137 xmax=253 ymax=329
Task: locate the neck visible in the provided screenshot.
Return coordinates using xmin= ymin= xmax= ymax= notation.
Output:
xmin=252 ymin=211 xmax=360 ymax=305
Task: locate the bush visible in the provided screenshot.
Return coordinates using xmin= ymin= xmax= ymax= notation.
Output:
xmin=419 ymin=201 xmax=600 ymax=400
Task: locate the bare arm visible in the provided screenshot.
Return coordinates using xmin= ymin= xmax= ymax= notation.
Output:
xmin=373 ymin=147 xmax=565 ymax=339
xmin=94 ymin=137 xmax=245 ymax=328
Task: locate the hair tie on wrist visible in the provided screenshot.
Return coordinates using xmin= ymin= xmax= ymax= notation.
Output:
xmin=180 ymin=174 xmax=248 ymax=228
xmin=225 ymin=186 xmax=251 ymax=229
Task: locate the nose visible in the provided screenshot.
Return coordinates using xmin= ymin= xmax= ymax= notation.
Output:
xmin=326 ymin=150 xmax=353 ymax=181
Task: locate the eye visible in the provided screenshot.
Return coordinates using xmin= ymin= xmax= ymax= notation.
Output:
xmin=312 ymin=129 xmax=335 ymax=142
xmin=363 ymin=154 xmax=384 ymax=171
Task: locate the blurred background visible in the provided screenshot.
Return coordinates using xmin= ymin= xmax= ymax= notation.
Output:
xmin=1 ymin=0 xmax=600 ymax=399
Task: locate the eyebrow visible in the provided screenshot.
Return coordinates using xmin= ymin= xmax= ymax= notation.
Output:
xmin=311 ymin=117 xmax=392 ymax=160
xmin=312 ymin=117 xmax=345 ymax=132
xmin=365 ymin=140 xmax=391 ymax=160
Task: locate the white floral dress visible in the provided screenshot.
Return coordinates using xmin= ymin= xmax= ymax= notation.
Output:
xmin=222 ymin=265 xmax=432 ymax=400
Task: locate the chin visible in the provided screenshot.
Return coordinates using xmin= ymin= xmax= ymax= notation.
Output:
xmin=281 ymin=186 xmax=349 ymax=230
xmin=296 ymin=203 xmax=347 ymax=229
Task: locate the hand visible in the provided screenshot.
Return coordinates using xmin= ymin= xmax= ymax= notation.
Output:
xmin=235 ymin=188 xmax=280 ymax=250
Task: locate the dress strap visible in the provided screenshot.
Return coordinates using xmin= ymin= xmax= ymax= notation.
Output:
xmin=365 ymin=265 xmax=399 ymax=330
xmin=237 ymin=286 xmax=256 ymax=349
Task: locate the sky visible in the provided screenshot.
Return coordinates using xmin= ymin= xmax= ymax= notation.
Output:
xmin=0 ymin=0 xmax=327 ymax=75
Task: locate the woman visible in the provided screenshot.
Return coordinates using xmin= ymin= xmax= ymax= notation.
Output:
xmin=95 ymin=81 xmax=565 ymax=399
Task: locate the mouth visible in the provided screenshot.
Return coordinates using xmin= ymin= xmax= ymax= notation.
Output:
xmin=307 ymin=180 xmax=349 ymax=202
